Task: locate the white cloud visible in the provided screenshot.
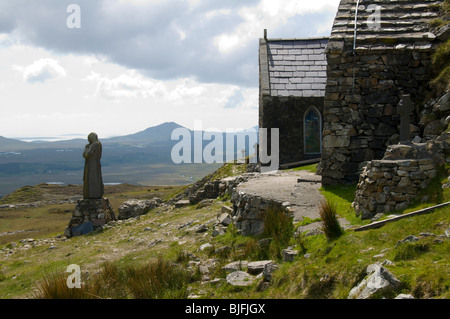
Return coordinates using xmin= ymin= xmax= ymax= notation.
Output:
xmin=12 ymin=58 xmax=67 ymax=83
xmin=214 ymin=0 xmax=339 ymax=54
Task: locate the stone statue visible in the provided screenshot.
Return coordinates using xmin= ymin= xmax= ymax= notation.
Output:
xmin=83 ymin=132 xmax=104 ymax=199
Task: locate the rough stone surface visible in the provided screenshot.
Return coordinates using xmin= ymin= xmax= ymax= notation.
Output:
xmin=321 ymin=0 xmax=443 ymax=185
xmin=118 ymin=198 xmax=162 ymax=220
xmin=348 ymin=264 xmax=401 ymax=299
xmin=226 ymin=271 xmax=255 ymax=287
xmin=65 ymin=198 xmax=116 ymax=237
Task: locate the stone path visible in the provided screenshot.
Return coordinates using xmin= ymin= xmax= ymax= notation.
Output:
xmin=236 ymin=170 xmax=350 ymax=232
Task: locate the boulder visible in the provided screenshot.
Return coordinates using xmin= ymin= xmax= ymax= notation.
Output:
xmin=118 ymin=198 xmax=161 ymax=220
xmin=226 ymin=271 xmax=255 ymax=287
xmin=348 ymin=264 xmax=401 ymax=299
xmin=247 ymin=260 xmax=275 ymax=275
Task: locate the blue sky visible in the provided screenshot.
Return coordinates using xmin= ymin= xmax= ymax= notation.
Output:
xmin=0 ymin=0 xmax=340 ymax=139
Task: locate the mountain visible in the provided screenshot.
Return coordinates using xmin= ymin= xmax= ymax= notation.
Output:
xmin=0 ymin=122 xmax=257 ymax=198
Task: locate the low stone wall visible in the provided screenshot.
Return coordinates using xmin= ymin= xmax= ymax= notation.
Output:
xmin=353 ymin=158 xmax=437 ymax=219
xmin=230 ymin=191 xmax=292 ymax=236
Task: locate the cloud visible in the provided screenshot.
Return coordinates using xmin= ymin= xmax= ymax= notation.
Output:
xmin=83 ymin=71 xmax=167 ymax=100
xmin=0 ymin=0 xmax=339 ymax=87
xmin=12 ymin=58 xmax=67 ymax=83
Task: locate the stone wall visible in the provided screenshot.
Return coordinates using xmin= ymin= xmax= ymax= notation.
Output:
xmin=353 ymin=158 xmax=437 ymax=219
xmin=320 ymin=0 xmax=444 ymax=185
xmin=322 ymin=48 xmax=434 ymax=185
xmin=353 ymin=136 xmax=448 ymax=219
xmin=230 ymin=190 xmax=292 ymax=236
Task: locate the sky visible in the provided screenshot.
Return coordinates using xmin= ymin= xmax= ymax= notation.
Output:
xmin=0 ymin=0 xmax=340 ymax=140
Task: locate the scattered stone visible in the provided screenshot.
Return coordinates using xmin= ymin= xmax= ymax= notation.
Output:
xmin=174 ymin=200 xmax=190 ymax=208
xmin=211 ymin=226 xmax=226 ymax=237
xmin=196 ymin=199 xmax=214 ymax=209
xmin=247 ymin=260 xmax=275 ymax=275
xmin=226 ymin=271 xmax=255 ymax=287
xmin=194 ymin=224 xmax=208 ymax=233
xmin=395 ymin=293 xmax=415 ymax=299
xmin=199 ymin=243 xmax=213 ymax=251
xmin=221 ymin=261 xmax=248 ymax=273
xmin=118 ymin=198 xmax=161 ymax=220
xmin=217 ymin=212 xmax=232 ymax=227
xmin=210 ymin=278 xmax=223 ymax=286
xmin=348 ymin=264 xmax=401 ymax=299
xmin=282 ymin=249 xmax=298 ymax=262
xmin=214 ymin=245 xmax=231 ymax=256
xmin=395 ymin=235 xmax=419 ymax=248
xmin=148 ymin=239 xmax=162 ymax=247
xmin=262 ymin=262 xmax=279 ymax=282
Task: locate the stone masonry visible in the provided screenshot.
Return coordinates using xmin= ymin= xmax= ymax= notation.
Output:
xmin=321 ymin=0 xmax=444 ymax=185
xmin=353 ymin=134 xmax=448 ymax=219
xmin=65 ymin=198 xmax=116 ymax=237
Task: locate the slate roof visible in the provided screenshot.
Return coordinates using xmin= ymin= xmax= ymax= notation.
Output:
xmin=259 ymin=37 xmax=328 ymax=98
xmin=327 ymin=0 xmax=444 ymax=53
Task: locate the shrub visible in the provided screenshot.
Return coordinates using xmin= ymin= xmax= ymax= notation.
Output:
xmin=319 ymin=200 xmax=344 ymax=241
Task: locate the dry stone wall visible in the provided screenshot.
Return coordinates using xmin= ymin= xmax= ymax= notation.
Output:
xmin=322 ymin=48 xmax=434 ymax=185
xmin=321 ymin=0 xmax=444 ymax=185
xmin=353 ymin=158 xmax=437 ymax=219
xmin=353 ymin=135 xmax=449 ymax=219
xmin=230 ymin=191 xmax=292 ymax=236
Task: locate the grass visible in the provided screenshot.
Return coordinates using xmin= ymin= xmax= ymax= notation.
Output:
xmin=319 ymin=200 xmax=344 ymax=241
xmin=33 ymin=256 xmax=191 ymax=299
xmin=1 ymin=162 xmax=449 ymax=299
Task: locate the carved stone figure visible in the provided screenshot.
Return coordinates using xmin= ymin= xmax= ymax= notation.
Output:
xmin=83 ymin=132 xmax=104 ymax=199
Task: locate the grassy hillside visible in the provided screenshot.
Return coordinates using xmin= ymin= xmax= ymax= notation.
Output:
xmin=0 ymin=162 xmax=448 ymax=299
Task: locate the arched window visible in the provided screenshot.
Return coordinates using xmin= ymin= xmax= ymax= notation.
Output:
xmin=304 ymin=106 xmax=322 ymax=154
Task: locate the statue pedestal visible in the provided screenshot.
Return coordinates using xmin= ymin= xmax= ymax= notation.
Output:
xmin=64 ymin=198 xmax=117 ymax=237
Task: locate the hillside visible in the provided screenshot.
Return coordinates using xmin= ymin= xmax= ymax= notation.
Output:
xmin=0 ymin=162 xmax=448 ymax=302
xmin=0 ymin=121 xmax=259 ymax=198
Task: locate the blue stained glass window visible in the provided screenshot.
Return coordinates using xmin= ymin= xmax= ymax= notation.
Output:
xmin=304 ymin=107 xmax=322 ymax=154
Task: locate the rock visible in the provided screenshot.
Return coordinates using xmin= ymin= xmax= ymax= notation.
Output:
xmin=348 ymin=264 xmax=401 ymax=299
xmin=433 ymin=93 xmax=450 ymax=113
xmin=221 ymin=205 xmax=233 ymax=215
xmin=196 ymin=199 xmax=214 ymax=209
xmin=282 ymin=249 xmax=298 ymax=262
xmin=395 ymin=235 xmax=419 ymax=248
xmin=174 ymin=200 xmax=190 ymax=208
xmin=424 ymin=120 xmax=445 ymax=137
xmin=194 ymin=224 xmax=208 ymax=233
xmin=212 ymin=226 xmax=226 ymax=237
xmin=221 ymin=261 xmax=248 ymax=273
xmin=217 ymin=212 xmax=232 ymax=227
xmin=199 ymin=243 xmax=213 ymax=251
xmin=263 ymin=262 xmax=279 ymax=282
xmin=226 ymin=271 xmax=255 ymax=287
xmin=395 ymin=293 xmax=414 ymax=299
xmin=247 ymin=260 xmax=275 ymax=275
xmin=214 ymin=245 xmax=231 ymax=257
xmin=118 ymin=198 xmax=161 ymax=220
